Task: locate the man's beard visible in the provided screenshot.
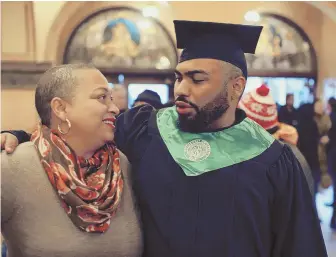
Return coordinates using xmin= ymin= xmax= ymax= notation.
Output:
xmin=176 ymin=89 xmax=230 ymax=133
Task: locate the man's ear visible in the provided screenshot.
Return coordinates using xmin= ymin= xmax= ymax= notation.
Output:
xmin=50 ymin=97 xmax=68 ymax=121
xmin=232 ymin=76 xmax=246 ymax=101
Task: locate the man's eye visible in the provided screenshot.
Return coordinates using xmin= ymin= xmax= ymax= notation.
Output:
xmin=175 ymin=76 xmax=182 ymax=82
xmin=192 ymin=79 xmax=205 ymax=84
xmin=98 ymin=95 xmax=107 ymax=101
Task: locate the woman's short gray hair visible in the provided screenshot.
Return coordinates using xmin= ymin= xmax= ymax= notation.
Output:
xmin=35 ymin=63 xmax=96 ymax=126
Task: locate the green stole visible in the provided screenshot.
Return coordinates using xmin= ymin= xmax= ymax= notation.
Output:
xmin=156 ymin=107 xmax=275 ymax=176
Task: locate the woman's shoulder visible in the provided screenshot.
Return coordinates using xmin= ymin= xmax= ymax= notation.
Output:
xmin=2 ymin=141 xmax=36 ymax=158
xmin=2 ymin=142 xmax=39 ymax=173
xmin=1 ymin=142 xmax=39 ymax=223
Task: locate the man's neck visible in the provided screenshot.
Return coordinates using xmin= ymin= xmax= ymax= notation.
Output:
xmin=286 ymin=105 xmax=293 ymax=111
xmin=208 ymin=107 xmax=236 ymax=130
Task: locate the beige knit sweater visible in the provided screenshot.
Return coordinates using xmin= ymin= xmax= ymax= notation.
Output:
xmin=1 ymin=142 xmax=143 ymax=257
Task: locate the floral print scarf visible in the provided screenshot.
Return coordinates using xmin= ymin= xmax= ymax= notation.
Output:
xmin=31 ymin=124 xmax=123 ymax=233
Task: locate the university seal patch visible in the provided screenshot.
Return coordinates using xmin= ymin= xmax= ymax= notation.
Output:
xmin=184 ymin=139 xmax=211 ymax=162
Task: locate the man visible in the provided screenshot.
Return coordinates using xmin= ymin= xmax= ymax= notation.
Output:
xmin=297 ymin=100 xmax=332 ymax=198
xmin=111 ymin=84 xmax=128 ymax=114
xmin=1 ymin=20 xmax=327 ymax=257
xmin=278 ymin=93 xmax=299 ymax=127
xmin=132 ymin=89 xmax=163 ymax=109
xmin=326 ymin=97 xmax=336 ymax=228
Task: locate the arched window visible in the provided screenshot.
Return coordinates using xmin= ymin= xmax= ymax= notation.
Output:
xmin=245 ymin=13 xmax=317 ymax=74
xmin=63 ymin=7 xmax=178 ymax=71
xmin=244 ymin=13 xmax=317 ymax=107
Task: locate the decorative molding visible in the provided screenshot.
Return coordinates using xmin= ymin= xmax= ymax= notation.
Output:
xmin=1 ymin=61 xmax=51 ymax=88
xmin=1 ymin=2 xmax=36 ymax=61
xmin=308 ymin=2 xmax=336 ymax=23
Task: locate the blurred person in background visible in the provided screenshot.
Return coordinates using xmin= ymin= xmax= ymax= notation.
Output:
xmin=328 ymin=97 xmax=336 ymax=125
xmin=1 ymin=240 xmax=6 ymax=257
xmin=111 ymin=84 xmax=128 ymax=114
xmin=132 ymin=90 xmax=163 ymax=109
xmin=278 ymin=93 xmax=299 ymax=128
xmin=325 ymin=97 xmax=336 ymax=228
xmin=297 ymin=99 xmax=332 ymax=201
xmin=239 ymin=84 xmax=314 ymax=195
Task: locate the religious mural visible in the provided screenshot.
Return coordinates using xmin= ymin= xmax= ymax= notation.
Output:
xmin=64 ymin=8 xmax=177 ymax=70
xmin=245 ymin=14 xmax=315 ymax=73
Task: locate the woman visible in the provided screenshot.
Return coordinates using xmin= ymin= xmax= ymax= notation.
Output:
xmin=239 ymin=84 xmax=314 ymax=195
xmin=1 ymin=64 xmax=143 ymax=257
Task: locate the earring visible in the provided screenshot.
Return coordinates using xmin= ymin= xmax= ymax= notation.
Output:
xmin=58 ymin=118 xmax=71 ymax=135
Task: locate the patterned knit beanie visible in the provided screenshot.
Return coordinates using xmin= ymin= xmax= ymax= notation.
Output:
xmin=238 ymin=84 xmax=279 ymax=130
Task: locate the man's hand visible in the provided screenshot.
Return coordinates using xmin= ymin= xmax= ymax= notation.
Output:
xmin=1 ymin=133 xmax=19 ymax=154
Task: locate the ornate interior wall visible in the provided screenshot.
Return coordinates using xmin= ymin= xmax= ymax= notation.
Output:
xmin=1 ymin=1 xmax=336 ymax=130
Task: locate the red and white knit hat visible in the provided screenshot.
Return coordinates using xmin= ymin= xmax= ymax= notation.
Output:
xmin=238 ymin=84 xmax=279 ymax=130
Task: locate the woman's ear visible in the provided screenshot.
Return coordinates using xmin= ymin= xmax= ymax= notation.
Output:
xmin=50 ymin=97 xmax=68 ymax=121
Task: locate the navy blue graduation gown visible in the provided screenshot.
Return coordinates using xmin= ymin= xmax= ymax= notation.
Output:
xmin=115 ymin=105 xmax=327 ymax=257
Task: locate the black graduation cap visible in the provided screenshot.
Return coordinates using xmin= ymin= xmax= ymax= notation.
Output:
xmin=173 ymin=20 xmax=263 ymax=78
